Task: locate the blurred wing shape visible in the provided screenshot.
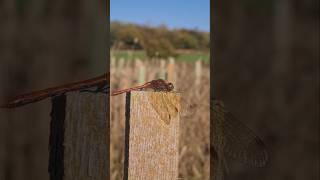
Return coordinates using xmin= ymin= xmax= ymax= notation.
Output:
xmin=212 ymin=100 xmax=268 ymax=167
xmin=148 ymin=92 xmax=179 ymax=125
xmin=179 ymin=96 xmax=198 ymax=119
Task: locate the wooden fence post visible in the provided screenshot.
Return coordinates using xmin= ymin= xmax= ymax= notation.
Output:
xmin=124 ymin=91 xmax=180 ymax=180
xmin=49 ymin=92 xmax=109 ymax=180
xmin=167 ymin=57 xmax=176 ymax=86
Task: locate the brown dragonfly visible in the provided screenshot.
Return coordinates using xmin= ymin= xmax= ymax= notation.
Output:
xmin=111 ymin=79 xmax=178 ymax=125
xmin=111 ymin=79 xmax=174 ymax=96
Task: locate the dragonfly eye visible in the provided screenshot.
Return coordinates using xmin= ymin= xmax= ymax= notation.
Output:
xmin=168 ymin=83 xmax=174 ymax=91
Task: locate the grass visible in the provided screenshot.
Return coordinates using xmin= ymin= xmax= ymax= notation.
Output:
xmin=176 ymin=52 xmax=209 ymax=62
xmin=111 ymin=50 xmax=146 ymax=60
xmin=111 ymin=50 xmax=210 ymax=63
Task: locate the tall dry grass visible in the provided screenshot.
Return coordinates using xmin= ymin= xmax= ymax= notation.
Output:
xmin=110 ymin=57 xmax=210 ymax=179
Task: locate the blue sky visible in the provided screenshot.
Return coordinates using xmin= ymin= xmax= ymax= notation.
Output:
xmin=110 ymin=0 xmax=210 ymax=32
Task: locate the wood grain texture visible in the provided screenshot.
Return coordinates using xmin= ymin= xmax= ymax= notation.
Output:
xmin=125 ymin=91 xmax=180 ymax=180
xmin=53 ymin=92 xmax=109 ymax=180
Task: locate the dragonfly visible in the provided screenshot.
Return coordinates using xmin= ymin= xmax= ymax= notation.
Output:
xmin=111 ymin=79 xmax=177 ymax=125
xmin=111 ymin=79 xmax=174 ymax=96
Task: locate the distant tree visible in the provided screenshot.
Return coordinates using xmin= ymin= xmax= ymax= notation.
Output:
xmin=142 ymin=26 xmax=177 ymax=58
xmin=110 ymin=21 xmax=210 ymax=52
xmin=144 ymin=37 xmax=177 ymax=58
xmin=173 ymin=30 xmax=200 ymax=49
xmin=111 ymin=22 xmax=143 ymax=49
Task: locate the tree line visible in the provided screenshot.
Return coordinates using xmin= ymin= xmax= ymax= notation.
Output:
xmin=110 ymin=21 xmax=210 ymax=58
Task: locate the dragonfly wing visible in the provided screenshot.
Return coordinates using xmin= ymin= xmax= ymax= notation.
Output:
xmin=148 ymin=92 xmax=179 ymax=125
xmin=212 ymin=101 xmax=268 ymax=167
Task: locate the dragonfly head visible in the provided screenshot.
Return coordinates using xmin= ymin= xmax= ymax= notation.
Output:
xmin=167 ymin=82 xmax=174 ymax=91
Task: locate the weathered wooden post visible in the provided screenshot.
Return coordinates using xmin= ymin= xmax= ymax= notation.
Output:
xmin=124 ymin=91 xmax=180 ymax=180
xmin=195 ymin=60 xmax=202 ymax=98
xmin=167 ymin=57 xmax=176 ymax=86
xmin=158 ymin=59 xmax=167 ymax=80
xmin=135 ymin=58 xmax=146 ymax=84
xmin=49 ymin=92 xmax=109 ymax=180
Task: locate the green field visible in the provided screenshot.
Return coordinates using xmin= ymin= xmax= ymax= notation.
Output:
xmin=111 ymin=50 xmax=210 ymax=62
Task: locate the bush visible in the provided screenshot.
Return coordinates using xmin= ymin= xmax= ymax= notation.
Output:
xmin=110 ymin=21 xmax=210 ymax=52
xmin=144 ymin=38 xmax=177 ymax=58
